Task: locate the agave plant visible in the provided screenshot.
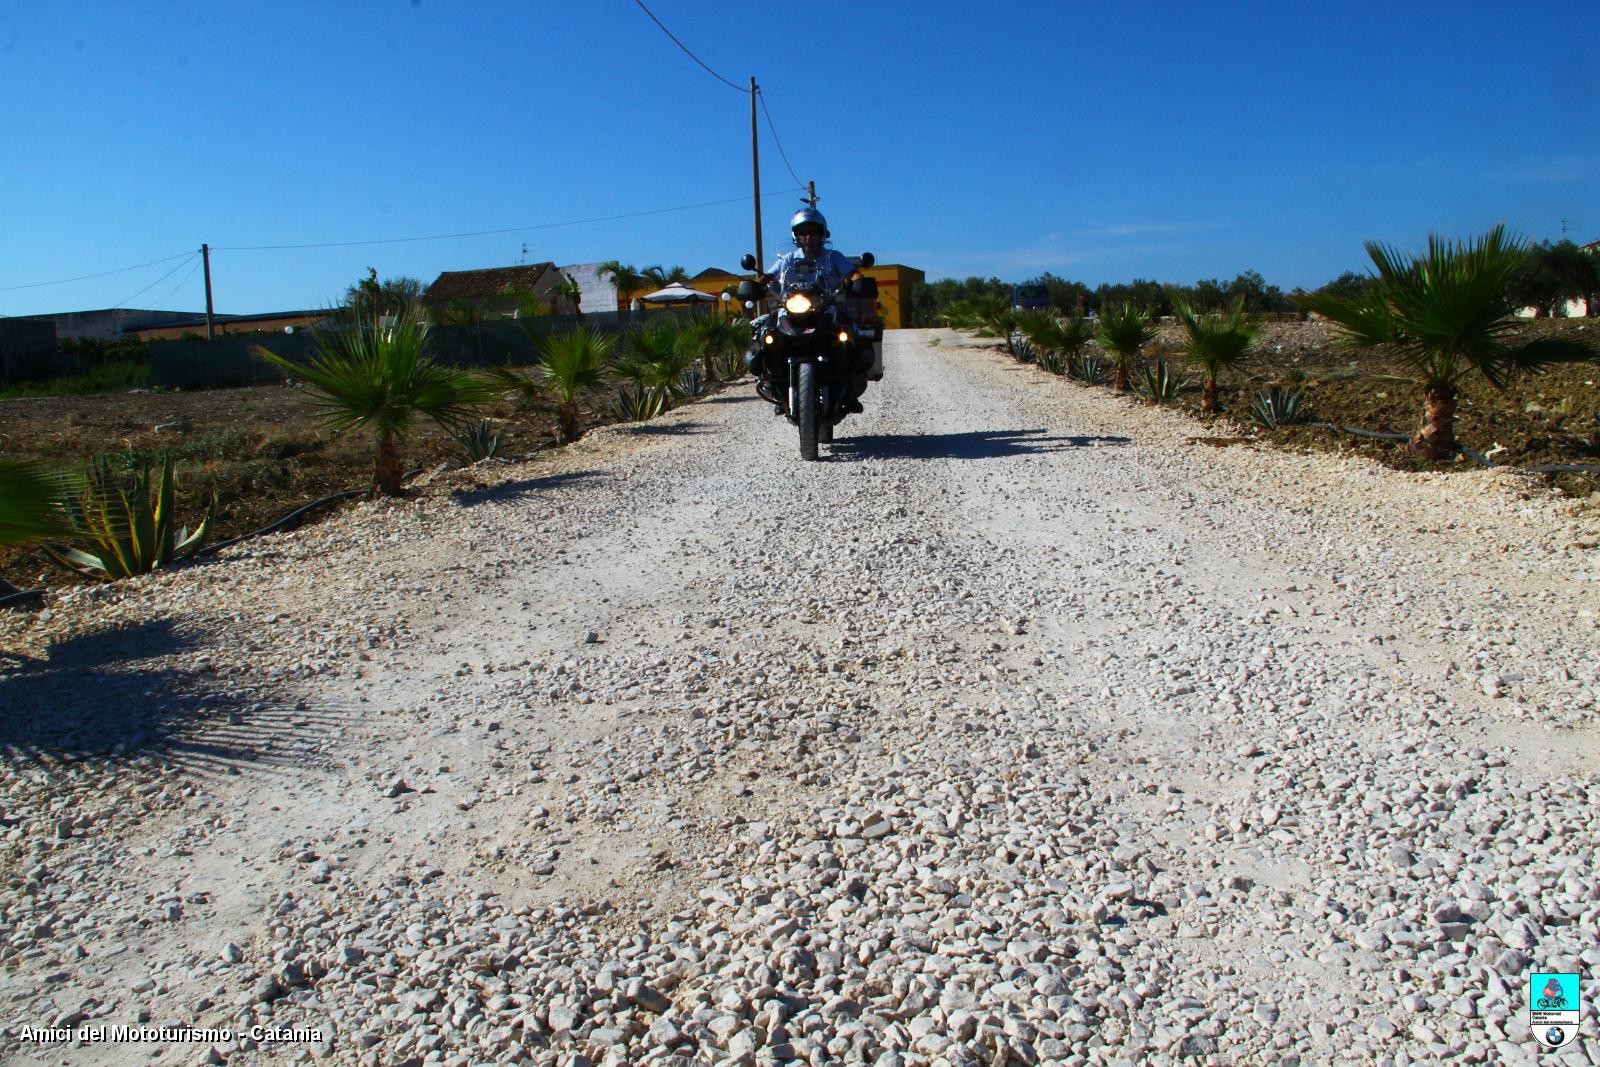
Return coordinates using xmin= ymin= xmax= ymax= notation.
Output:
xmin=1297 ymin=224 xmax=1599 ymax=458
xmin=1140 ymin=359 xmax=1184 ymax=403
xmin=1035 ymin=348 xmax=1065 ymax=375
xmin=453 ymin=420 xmax=504 ymax=461
xmin=45 ymin=454 xmax=213 ymax=581
xmin=1095 ymin=303 xmax=1153 ymax=392
xmin=261 ymin=314 xmax=493 ymax=495
xmin=1250 ymin=386 xmax=1309 ymax=429
xmin=611 ymin=383 xmax=668 ymax=422
xmin=1067 ymin=353 xmax=1109 ymax=385
xmin=678 ymin=368 xmax=708 ymax=398
xmin=1169 ymin=294 xmax=1260 ymax=413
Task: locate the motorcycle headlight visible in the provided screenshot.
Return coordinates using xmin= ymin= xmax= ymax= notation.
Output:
xmin=783 ymin=292 xmax=814 ymax=315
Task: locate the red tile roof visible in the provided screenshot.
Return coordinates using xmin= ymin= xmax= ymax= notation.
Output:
xmin=422 ymin=263 xmax=558 ymax=303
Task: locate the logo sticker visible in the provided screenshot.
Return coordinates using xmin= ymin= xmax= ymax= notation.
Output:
xmin=1528 ymin=972 xmax=1581 ymax=1048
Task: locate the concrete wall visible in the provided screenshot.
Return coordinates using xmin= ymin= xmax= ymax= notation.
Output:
xmin=557 ymin=263 xmax=620 ymax=316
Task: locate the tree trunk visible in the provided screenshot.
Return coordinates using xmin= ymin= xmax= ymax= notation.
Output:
xmin=1409 ymin=383 xmax=1458 ymax=459
xmin=1113 ymin=361 xmax=1130 ymax=393
xmin=1201 ymin=375 xmax=1219 ymax=413
xmin=557 ymin=402 xmax=580 ymax=445
xmin=374 ymin=431 xmax=405 ymax=495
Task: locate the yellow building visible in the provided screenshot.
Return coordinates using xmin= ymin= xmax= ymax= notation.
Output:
xmin=690 ymin=263 xmax=924 ymax=329
xmin=860 ymin=264 xmax=923 ymax=330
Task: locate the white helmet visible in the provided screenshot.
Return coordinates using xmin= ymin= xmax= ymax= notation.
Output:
xmin=790 ymin=207 xmax=828 ymax=239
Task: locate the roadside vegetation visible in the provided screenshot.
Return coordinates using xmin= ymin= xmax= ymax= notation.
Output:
xmin=0 ymin=274 xmax=753 ymax=591
xmin=943 ymin=227 xmax=1600 ymax=494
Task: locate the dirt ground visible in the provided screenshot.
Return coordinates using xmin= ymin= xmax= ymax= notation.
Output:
xmin=0 ymin=382 xmax=605 ymax=590
xmin=2 ymin=318 xmax=1596 ymax=592
xmin=1182 ymin=318 xmax=1600 ymax=491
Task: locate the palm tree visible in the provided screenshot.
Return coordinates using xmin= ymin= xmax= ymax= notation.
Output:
xmin=1024 ymin=313 xmax=1088 ymax=363
xmin=967 ymin=295 xmax=1019 ymax=356
xmin=1169 ymin=294 xmax=1260 ymax=413
xmin=597 ymin=260 xmax=644 ymax=312
xmin=492 ymin=326 xmax=612 ymax=444
xmin=1297 ymin=225 xmax=1599 ymax=458
xmin=0 ymin=460 xmax=79 ymax=547
xmin=614 ymin=317 xmax=696 ymax=401
xmin=1095 ymin=303 xmax=1153 ymax=392
xmin=641 ymin=265 xmax=690 ymax=289
xmin=261 ymin=314 xmax=493 ymax=495
xmin=556 ymin=272 xmax=583 ymax=318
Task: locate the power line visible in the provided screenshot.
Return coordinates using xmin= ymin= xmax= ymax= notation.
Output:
xmin=757 ymin=89 xmax=805 ymax=190
xmin=630 ymin=0 xmax=744 ymax=92
xmin=110 ymin=253 xmax=199 ymax=310
xmin=147 ymin=256 xmax=205 ymax=309
xmin=214 ymin=190 xmax=803 ymax=252
xmin=0 ymin=250 xmax=195 ymax=293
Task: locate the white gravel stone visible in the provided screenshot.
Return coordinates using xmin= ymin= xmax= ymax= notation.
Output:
xmin=2 ymin=328 xmax=1595 ymax=1067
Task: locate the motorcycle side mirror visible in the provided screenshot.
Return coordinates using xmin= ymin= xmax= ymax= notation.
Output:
xmin=858 ymin=252 xmax=875 ymax=269
xmin=740 ymin=254 xmax=757 ymax=271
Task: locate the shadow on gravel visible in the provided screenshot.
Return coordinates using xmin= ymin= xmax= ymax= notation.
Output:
xmin=830 ymin=428 xmax=1130 ymax=461
xmin=617 ymin=421 xmax=710 ymax=436
xmin=699 ymin=391 xmax=759 ymax=404
xmin=0 ymin=618 xmax=351 ymax=775
xmin=451 ymin=469 xmax=607 ymax=508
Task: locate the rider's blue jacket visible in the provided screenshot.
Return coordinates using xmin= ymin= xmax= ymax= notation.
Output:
xmin=766 ymin=247 xmax=856 ymax=297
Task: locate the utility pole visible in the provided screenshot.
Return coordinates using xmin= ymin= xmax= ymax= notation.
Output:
xmin=750 ymin=76 xmax=763 ymax=270
xmin=806 ymin=181 xmax=819 ymax=208
xmin=201 ymin=243 xmax=215 ymax=340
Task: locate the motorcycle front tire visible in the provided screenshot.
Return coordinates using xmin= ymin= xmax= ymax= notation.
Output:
xmin=797 ymin=361 xmax=818 ymax=461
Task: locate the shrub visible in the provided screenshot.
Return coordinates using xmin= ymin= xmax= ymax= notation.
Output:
xmin=1250 ymin=386 xmax=1309 ymax=429
xmin=45 ymin=453 xmax=213 ymax=581
xmin=453 ymin=420 xmax=504 ymax=461
xmin=1140 ymin=359 xmax=1183 ymax=403
xmin=1067 ymin=354 xmax=1109 ymax=384
xmin=611 ymin=384 xmax=668 ymax=422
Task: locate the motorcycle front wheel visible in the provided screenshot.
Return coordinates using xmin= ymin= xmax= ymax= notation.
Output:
xmin=797 ymin=361 xmax=818 ymax=461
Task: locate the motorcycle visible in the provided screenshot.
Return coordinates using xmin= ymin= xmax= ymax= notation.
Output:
xmin=738 ymin=252 xmax=880 ymax=461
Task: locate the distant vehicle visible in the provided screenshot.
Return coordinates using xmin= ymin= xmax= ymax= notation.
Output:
xmin=1011 ymin=284 xmax=1050 ymax=312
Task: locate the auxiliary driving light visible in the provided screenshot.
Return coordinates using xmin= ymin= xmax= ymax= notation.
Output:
xmin=762 ymin=332 xmax=775 ymax=345
xmin=837 ymin=330 xmax=850 ymax=344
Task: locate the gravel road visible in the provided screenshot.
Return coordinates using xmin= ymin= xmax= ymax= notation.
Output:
xmin=3 ymin=328 xmax=1598 ymax=1066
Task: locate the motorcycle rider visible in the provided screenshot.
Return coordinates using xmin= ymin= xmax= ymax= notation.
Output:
xmin=747 ymin=208 xmax=870 ymax=412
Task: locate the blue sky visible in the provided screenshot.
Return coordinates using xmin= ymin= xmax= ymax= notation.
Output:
xmin=2 ymin=1 xmax=1595 ymax=316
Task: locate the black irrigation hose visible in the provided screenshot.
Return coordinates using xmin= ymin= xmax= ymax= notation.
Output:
xmin=196 ymin=488 xmax=367 ymax=557
xmin=1308 ymin=422 xmax=1411 ymax=442
xmin=1307 ymin=422 xmax=1600 ymax=476
xmin=197 ymin=466 xmax=426 ymax=557
xmin=0 ymin=588 xmax=45 ymax=610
